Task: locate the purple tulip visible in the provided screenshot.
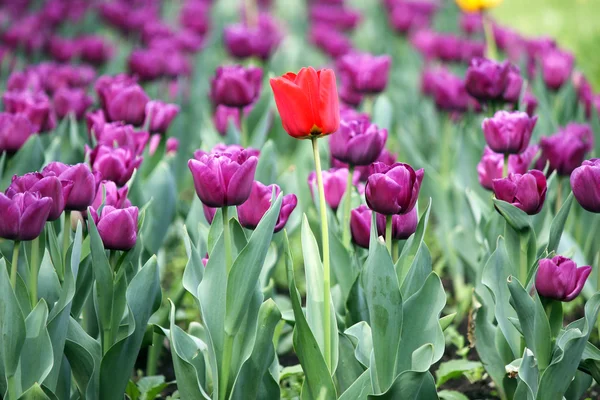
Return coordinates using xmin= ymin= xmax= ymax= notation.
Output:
xmin=237 ymin=181 xmax=297 ymax=232
xmin=93 ymin=122 xmax=149 ymax=155
xmin=203 ymin=203 xmax=217 ymax=224
xmin=523 ymin=90 xmax=538 ymax=117
xmin=410 ymin=29 xmax=438 ymax=61
xmin=329 ymin=119 xmax=387 ymax=166
xmin=128 ymin=48 xmax=164 ymax=82
xmin=477 ymin=146 xmax=538 ymax=190
xmin=77 ymin=35 xmax=114 ymax=66
xmin=144 ymin=100 xmax=180 ymax=134
xmin=492 ymin=170 xmax=547 ymax=215
xmin=3 ymin=90 xmax=56 ymax=133
xmin=42 ymin=162 xmax=96 ymax=211
xmin=434 ymin=34 xmax=463 ymax=63
xmin=459 ymin=39 xmax=485 ymax=64
xmin=308 ymin=168 xmax=359 ymax=211
xmin=0 ymin=112 xmax=35 ymax=154
xmin=570 ymin=159 xmax=600 ymax=213
xmin=365 ymin=162 xmax=424 ymax=215
xmin=502 ymin=64 xmax=523 ymax=104
xmin=0 ymin=191 xmax=53 ymax=241
xmin=195 ymin=143 xmax=261 ymax=160
xmin=460 ymin=12 xmax=483 ymax=35
xmin=210 ymin=65 xmax=262 ymax=108
xmin=95 ymin=74 xmax=149 ymax=126
xmin=350 ymin=205 xmax=372 ymax=248
xmin=91 ymin=180 xmax=131 ymax=210
xmin=376 ymin=206 xmax=418 ymax=240
xmin=537 ymin=123 xmax=594 ymax=176
xmin=389 ymin=1 xmax=437 ymax=34
xmin=541 ymin=49 xmax=574 ymax=91
xmin=188 ymin=149 xmax=258 ymax=207
xmin=6 ymin=172 xmax=73 ymax=221
xmin=465 ymin=58 xmax=511 ymax=102
xmin=339 ymin=78 xmax=364 ymax=107
xmin=535 ymin=256 xmax=591 ymax=302
xmin=355 ymin=148 xmax=397 ymax=182
xmin=482 ymin=111 xmax=537 ymax=155
xmin=53 ymin=87 xmax=93 ymax=120
xmin=91 ymin=206 xmax=138 ymax=251
xmin=309 ymin=4 xmax=361 ymax=32
xmin=213 ymin=105 xmax=241 ymax=136
xmin=337 ymin=52 xmax=392 ymax=94
xmin=48 ymin=36 xmax=79 ymax=62
xmin=427 ymin=68 xmax=477 ymax=113
xmin=309 ymin=24 xmax=352 ymax=59
xmin=166 ymin=137 xmax=179 ymax=155
xmin=223 ymin=14 xmax=282 ymax=61
xmin=88 ymin=145 xmax=143 ymax=187
xmin=180 ymin=1 xmax=211 ymax=36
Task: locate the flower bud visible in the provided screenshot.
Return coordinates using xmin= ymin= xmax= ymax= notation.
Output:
xmin=88 ymin=145 xmax=143 ymax=187
xmin=329 ymin=119 xmax=387 ymax=166
xmin=482 ymin=111 xmax=537 ymax=154
xmin=365 ymin=162 xmax=424 ymax=215
xmin=144 ymin=100 xmax=180 ymax=134
xmin=91 ymin=206 xmax=138 ymax=251
xmin=477 ymin=146 xmax=538 ymax=190
xmin=376 ymin=206 xmax=418 ymax=240
xmin=0 ymin=192 xmax=53 ymax=241
xmin=350 ymin=205 xmax=372 ymax=248
xmin=570 ymin=158 xmax=600 ymax=213
xmin=537 ymin=123 xmax=594 ymax=176
xmin=237 ymin=181 xmax=297 ymax=232
xmin=53 ymin=87 xmax=93 ymax=120
xmin=492 ymin=170 xmax=547 ymax=215
xmin=42 ymin=162 xmax=96 ymax=211
xmin=223 ymin=14 xmax=282 ymax=61
xmin=210 ymin=65 xmax=262 ymax=108
xmin=93 ymin=122 xmax=149 ymax=155
xmin=337 ymin=52 xmax=392 ymax=94
xmin=464 ymin=57 xmax=510 ymax=102
xmin=541 ymin=49 xmax=574 ymax=91
xmin=213 ymin=105 xmax=241 ymax=136
xmin=6 ymin=172 xmax=73 ymax=221
xmin=536 ymin=256 xmax=591 ymax=302
xmin=91 ymin=180 xmax=131 ymax=210
xmin=0 ymin=112 xmax=35 ymax=154
xmin=3 ymin=90 xmax=56 ymax=132
xmin=308 ymin=168 xmax=359 ymax=211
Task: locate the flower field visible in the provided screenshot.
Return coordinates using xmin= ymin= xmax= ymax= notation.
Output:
xmin=0 ymin=0 xmax=600 ymax=399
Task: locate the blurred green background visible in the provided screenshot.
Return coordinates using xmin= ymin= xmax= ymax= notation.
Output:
xmin=493 ymin=0 xmax=600 ymax=89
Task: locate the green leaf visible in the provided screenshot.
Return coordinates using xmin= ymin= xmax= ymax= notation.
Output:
xmin=99 ymin=256 xmax=162 ymax=400
xmin=17 ymin=383 xmax=58 ymax=400
xmin=547 ymin=192 xmax=574 ymax=253
xmin=225 ymin=194 xmax=282 ymax=335
xmin=141 ymin=162 xmax=177 ymax=254
xmin=372 ymin=95 xmax=393 ymax=131
xmin=254 ymin=140 xmax=278 ymax=184
xmin=396 ymin=199 xmax=431 ymax=287
xmin=339 ymin=370 xmax=373 ymax=400
xmin=336 ymin=333 xmax=367 ymax=394
xmin=284 ymin=230 xmax=337 ymax=399
xmin=438 ymin=390 xmax=469 ymax=400
xmin=368 ymin=370 xmax=438 ymax=399
xmin=361 ymin=224 xmax=402 ymax=392
xmin=439 ymin=314 xmax=456 ymax=332
xmin=182 ymin=226 xmax=204 ymax=301
xmin=20 ymin=300 xmax=53 ymax=391
xmin=0 ymin=258 xmax=26 ymax=381
xmin=515 ymin=349 xmax=538 ymax=400
xmin=1 ymin=135 xmax=44 ymax=188
xmin=435 ymin=359 xmax=483 ymax=387
xmin=345 ymin=322 xmax=373 ymax=369
xmin=493 ymin=199 xmax=532 ymax=232
xmin=64 ymin=317 xmax=101 ymax=399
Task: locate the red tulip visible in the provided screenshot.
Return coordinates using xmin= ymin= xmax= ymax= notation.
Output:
xmin=270 ymin=67 xmax=340 ymax=139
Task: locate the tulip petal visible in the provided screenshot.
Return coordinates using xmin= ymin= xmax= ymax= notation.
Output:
xmin=226 ymin=156 xmax=258 ymax=206
xmin=270 ymin=77 xmax=315 ymax=138
xmin=317 ymin=69 xmax=340 ymax=135
xmin=19 ymin=196 xmax=52 ymax=241
xmin=0 ymin=194 xmax=21 ymax=240
xmin=188 ymin=159 xmax=226 ymax=208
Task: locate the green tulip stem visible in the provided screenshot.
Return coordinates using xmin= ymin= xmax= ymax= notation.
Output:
xmin=502 ymin=153 xmax=509 ymax=178
xmin=7 ymin=375 xmax=16 ymax=400
xmin=482 ymin=13 xmax=498 ymax=61
xmin=239 ymin=107 xmax=248 ymax=147
xmin=555 ymin=178 xmax=563 ymax=215
xmin=385 ymin=215 xmax=393 ymax=256
xmin=223 ymin=206 xmax=232 ymax=274
xmin=311 ymin=137 xmax=332 ymax=372
xmin=62 ymin=211 xmax=71 ymax=278
xmin=29 ymin=235 xmax=40 ymax=308
xmin=10 ymin=240 xmax=21 ymax=289
xmin=342 ymin=165 xmax=354 ymax=249
xmin=219 ymin=333 xmax=234 ymax=400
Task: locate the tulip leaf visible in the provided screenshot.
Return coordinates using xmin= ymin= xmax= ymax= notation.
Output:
xmin=537 ymin=293 xmax=600 ymax=400
xmin=224 ymin=193 xmax=281 ymax=335
xmin=64 ymin=316 xmax=101 ymax=399
xmin=254 ymin=140 xmax=278 ymax=184
xmin=400 ymin=242 xmax=433 ymax=300
xmin=345 ymin=322 xmax=373 ymax=369
xmin=514 ymin=349 xmax=538 ymax=400
xmin=339 ymin=369 xmax=373 ymax=400
xmin=19 ymin=299 xmax=53 ymax=392
xmin=182 ymin=226 xmax=204 ymax=301
xmin=396 ymin=199 xmax=432 ymax=287
xmin=373 ymin=95 xmax=393 ymax=131
xmin=99 ymin=256 xmax=161 ymax=400
xmin=17 ymin=383 xmax=58 ymax=400
xmin=0 ymin=151 xmax=6 ymax=178
xmin=0 ymin=135 xmax=44 ymax=188
xmin=507 ymin=278 xmax=552 ymax=372
xmin=207 ymin=208 xmax=223 ymax=255
xmin=300 ymin=215 xmax=339 ymax=373
xmin=284 ymin=230 xmax=337 ymax=399
xmin=362 ymin=221 xmax=402 ymax=393
xmin=141 ymin=162 xmax=177 ymax=254
xmin=435 ymin=359 xmax=483 ymax=387
xmin=336 ymin=333 xmax=367 ymax=394
xmin=547 ymin=192 xmax=574 ymax=253
xmin=368 ymin=370 xmax=438 ymax=399
xmin=329 ymin=226 xmax=357 ymax=303
xmin=493 ymin=199 xmax=532 ymax=232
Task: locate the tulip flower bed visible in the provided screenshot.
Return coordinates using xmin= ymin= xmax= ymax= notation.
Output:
xmin=2 ymin=0 xmax=600 ymax=399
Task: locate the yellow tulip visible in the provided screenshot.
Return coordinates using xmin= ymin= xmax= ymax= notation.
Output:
xmin=455 ymin=0 xmax=503 ymax=12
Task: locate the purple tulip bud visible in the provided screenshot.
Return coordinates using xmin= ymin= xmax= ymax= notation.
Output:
xmin=482 ymin=111 xmax=537 ymax=155
xmin=355 ymin=148 xmax=398 ymax=182
xmin=48 ymin=36 xmax=79 ymax=62
xmin=434 ymin=34 xmax=463 ymax=63
xmin=87 ymin=110 xmax=108 ymax=136
xmin=492 ymin=169 xmax=547 ymax=215
xmin=224 ymin=14 xmax=282 ymax=61
xmin=522 ymin=90 xmax=538 ymax=117
xmin=541 ymin=49 xmax=574 ymax=91
xmin=376 ymin=206 xmax=418 ymax=240
xmin=144 ymin=100 xmax=180 ymax=134
xmin=478 ymin=146 xmax=538 ymax=190
xmin=389 ymin=1 xmax=437 ymax=34
xmin=180 ymin=1 xmax=211 ymax=36
xmin=88 ymin=145 xmax=143 ymax=187
xmin=213 ymin=105 xmax=241 ymax=136
xmin=309 ymin=4 xmax=361 ymax=31
xmin=365 ymin=162 xmax=424 ymax=215
xmin=93 ymin=122 xmax=149 ymax=155
xmin=91 ymin=180 xmax=131 ymax=210
xmin=465 ymin=57 xmax=511 ymax=102
xmin=459 ymin=39 xmax=485 ymax=64
xmin=237 ymin=181 xmax=297 ymax=232
xmin=3 ymin=90 xmax=56 ymax=133
xmin=537 ymin=123 xmax=594 ymax=176
xmin=570 ymin=159 xmax=600 ymax=213
xmin=78 ymin=35 xmax=114 ymax=66
xmin=502 ymin=64 xmax=523 ymax=104
xmin=42 ymin=162 xmax=96 ymax=211
xmin=0 ymin=191 xmax=53 ymax=241
xmin=91 ymin=206 xmax=138 ymax=251
xmin=308 ymin=167 xmax=359 ymax=211
xmin=189 ymin=150 xmax=258 ymax=207
xmin=6 ymin=172 xmax=73 ymax=221
xmin=210 ymin=65 xmax=262 ymax=108
xmin=53 ymin=87 xmax=93 ymax=120
xmin=535 ymin=256 xmax=591 ymax=302
xmin=128 ymin=48 xmax=164 ymax=82
xmin=428 ymin=68 xmax=477 ymax=113
xmin=195 ymin=143 xmax=261 ymax=160
xmin=0 ymin=112 xmax=35 ymax=154
xmin=350 ymin=205 xmax=372 ymax=248
xmin=95 ymin=74 xmax=149 ymax=126
xmin=337 ymin=52 xmax=392 ymax=94
xmin=7 ymin=70 xmax=44 ymax=93
xmin=339 ymin=79 xmax=364 ymax=107
xmin=173 ymin=29 xmax=204 ymax=53
xmin=166 ymin=137 xmax=179 ymax=155
xmin=410 ymin=29 xmax=438 ymax=61
xmin=203 ymin=203 xmax=217 ymax=224
xmin=309 ymin=24 xmax=352 ymax=59
xmin=329 ymin=119 xmax=387 ymax=166
xmin=202 ymin=253 xmax=209 ymax=267
xmin=460 ymin=12 xmax=483 ymax=35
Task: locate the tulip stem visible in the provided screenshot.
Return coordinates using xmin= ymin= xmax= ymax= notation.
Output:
xmin=61 ymin=211 xmax=71 ymax=280
xmin=239 ymin=108 xmax=247 ymax=147
xmin=10 ymin=241 xmax=21 ymax=289
xmin=311 ymin=137 xmax=332 ymax=372
xmin=555 ymin=178 xmax=563 ymax=215
xmin=482 ymin=13 xmax=498 ymax=61
xmin=385 ymin=215 xmax=393 ymax=256
xmin=219 ymin=333 xmax=234 ymax=400
xmin=502 ymin=153 xmax=509 ymax=178
xmin=342 ymin=165 xmax=354 ymax=249
xmin=29 ymin=235 xmax=40 ymax=308
xmin=223 ymin=207 xmax=232 ymax=274
xmin=7 ymin=375 xmax=16 ymax=400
